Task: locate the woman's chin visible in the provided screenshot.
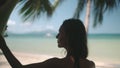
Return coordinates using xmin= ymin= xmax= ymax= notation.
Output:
xmin=58 ymin=44 xmax=63 ymax=48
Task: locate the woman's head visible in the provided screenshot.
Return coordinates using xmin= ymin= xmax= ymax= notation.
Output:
xmin=57 ymin=18 xmax=88 ymax=58
xmin=56 ymin=18 xmax=88 ymax=68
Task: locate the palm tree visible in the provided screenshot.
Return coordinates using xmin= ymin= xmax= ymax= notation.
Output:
xmin=73 ymin=0 xmax=120 ymax=32
xmin=0 ymin=0 xmax=62 ymax=35
xmin=0 ymin=0 xmax=18 ymax=35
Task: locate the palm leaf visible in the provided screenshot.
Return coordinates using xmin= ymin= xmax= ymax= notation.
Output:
xmin=73 ymin=0 xmax=86 ymax=19
xmin=93 ymin=0 xmax=120 ymax=27
xmin=0 ymin=0 xmax=6 ymax=7
xmin=19 ymin=0 xmax=62 ymax=21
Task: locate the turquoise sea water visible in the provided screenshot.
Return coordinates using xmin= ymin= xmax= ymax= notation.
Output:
xmin=5 ymin=34 xmax=120 ymax=68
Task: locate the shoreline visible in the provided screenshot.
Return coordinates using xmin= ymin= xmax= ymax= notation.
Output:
xmin=0 ymin=51 xmax=120 ymax=68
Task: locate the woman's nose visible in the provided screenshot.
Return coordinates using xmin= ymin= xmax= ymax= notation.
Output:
xmin=56 ymin=34 xmax=59 ymax=38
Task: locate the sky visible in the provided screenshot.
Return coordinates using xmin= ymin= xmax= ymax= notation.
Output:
xmin=7 ymin=0 xmax=120 ymax=34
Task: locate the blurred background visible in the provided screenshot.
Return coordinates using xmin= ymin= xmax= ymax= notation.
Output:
xmin=0 ymin=0 xmax=120 ymax=68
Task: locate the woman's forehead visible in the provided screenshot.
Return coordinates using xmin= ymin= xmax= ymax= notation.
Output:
xmin=59 ymin=25 xmax=64 ymax=31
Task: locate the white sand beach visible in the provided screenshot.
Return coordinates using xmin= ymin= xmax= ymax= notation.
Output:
xmin=0 ymin=51 xmax=119 ymax=68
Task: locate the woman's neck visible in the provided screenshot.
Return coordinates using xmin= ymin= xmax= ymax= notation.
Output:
xmin=65 ymin=54 xmax=74 ymax=63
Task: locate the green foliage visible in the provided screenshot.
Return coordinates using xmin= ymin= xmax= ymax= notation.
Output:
xmin=74 ymin=0 xmax=120 ymax=27
xmin=73 ymin=0 xmax=86 ymax=18
xmin=19 ymin=0 xmax=62 ymax=21
xmin=93 ymin=0 xmax=120 ymax=27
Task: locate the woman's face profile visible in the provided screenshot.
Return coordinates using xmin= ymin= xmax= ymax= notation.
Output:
xmin=56 ymin=26 xmax=68 ymax=48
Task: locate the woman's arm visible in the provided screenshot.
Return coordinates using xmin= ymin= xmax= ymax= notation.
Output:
xmin=0 ymin=35 xmax=23 ymax=68
xmin=0 ymin=35 xmax=60 ymax=68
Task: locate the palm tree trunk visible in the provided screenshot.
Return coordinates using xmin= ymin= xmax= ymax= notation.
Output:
xmin=0 ymin=0 xmax=18 ymax=35
xmin=84 ymin=0 xmax=91 ymax=33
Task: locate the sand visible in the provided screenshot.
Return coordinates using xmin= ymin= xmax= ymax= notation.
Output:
xmin=0 ymin=52 xmax=56 ymax=68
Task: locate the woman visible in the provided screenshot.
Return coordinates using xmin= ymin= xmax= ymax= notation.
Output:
xmin=0 ymin=19 xmax=95 ymax=68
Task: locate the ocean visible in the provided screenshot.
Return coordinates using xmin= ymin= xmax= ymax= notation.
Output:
xmin=4 ymin=34 xmax=120 ymax=68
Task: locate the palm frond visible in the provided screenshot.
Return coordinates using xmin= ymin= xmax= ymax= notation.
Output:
xmin=52 ymin=0 xmax=64 ymax=12
xmin=93 ymin=9 xmax=103 ymax=27
xmin=93 ymin=0 xmax=119 ymax=27
xmin=104 ymin=0 xmax=117 ymax=12
xmin=0 ymin=0 xmax=6 ymax=7
xmin=73 ymin=0 xmax=86 ymax=19
xmin=19 ymin=0 xmax=62 ymax=21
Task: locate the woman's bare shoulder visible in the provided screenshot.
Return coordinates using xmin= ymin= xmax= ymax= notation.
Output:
xmin=44 ymin=57 xmax=61 ymax=64
xmin=80 ymin=59 xmax=95 ymax=68
xmin=88 ymin=60 xmax=95 ymax=68
xmin=38 ymin=57 xmax=61 ymax=66
xmin=23 ymin=57 xmax=61 ymax=68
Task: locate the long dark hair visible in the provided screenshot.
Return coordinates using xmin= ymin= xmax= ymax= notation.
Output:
xmin=62 ymin=19 xmax=88 ymax=68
